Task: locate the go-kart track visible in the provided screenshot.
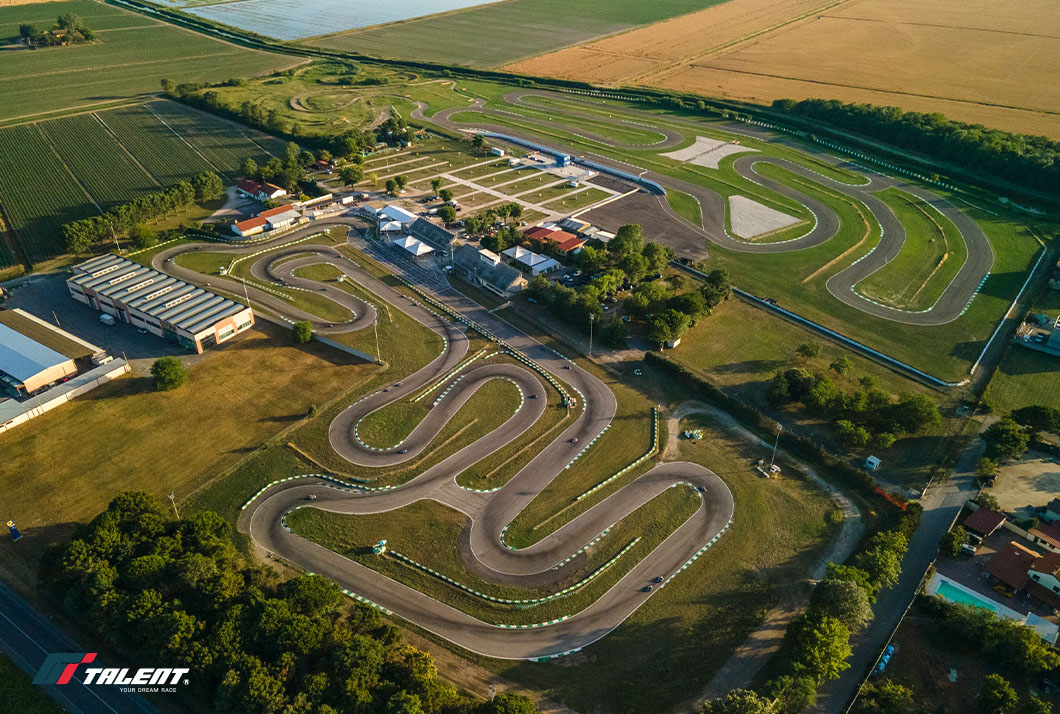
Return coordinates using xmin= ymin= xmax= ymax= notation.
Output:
xmin=422 ymin=90 xmax=993 ymax=326
xmin=152 ymin=228 xmax=735 ymax=660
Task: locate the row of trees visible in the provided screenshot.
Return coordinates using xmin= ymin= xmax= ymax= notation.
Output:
xmin=768 ymin=364 xmax=941 ymax=450
xmin=45 ymin=492 xmax=537 ymax=714
xmin=18 ymin=13 xmax=95 ymax=46
xmin=773 ymin=98 xmax=1060 ymax=195
xmin=240 ymin=141 xmax=322 ymax=195
xmin=703 ymin=513 xmax=918 ymax=714
xmin=62 ymin=172 xmax=223 ymax=253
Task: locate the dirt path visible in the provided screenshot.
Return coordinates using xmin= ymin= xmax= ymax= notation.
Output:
xmin=665 ymin=400 xmax=865 ymax=707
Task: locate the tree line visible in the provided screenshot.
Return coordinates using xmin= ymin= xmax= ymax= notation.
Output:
xmin=773 ymin=98 xmax=1060 ymax=196
xmin=767 ymin=357 xmax=942 ymax=450
xmin=62 ymin=172 xmax=223 ymax=254
xmin=702 ymin=507 xmax=920 ymax=714
xmin=44 ymin=492 xmax=538 ymax=714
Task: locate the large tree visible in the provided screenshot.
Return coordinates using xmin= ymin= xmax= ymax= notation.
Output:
xmin=982 ymin=418 xmax=1029 ymax=460
xmin=810 ymin=578 xmax=873 ymax=631
xmin=150 ymin=356 xmax=187 ymax=391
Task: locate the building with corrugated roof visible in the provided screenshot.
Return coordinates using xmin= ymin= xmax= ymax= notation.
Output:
xmin=66 ymin=255 xmax=254 ymax=354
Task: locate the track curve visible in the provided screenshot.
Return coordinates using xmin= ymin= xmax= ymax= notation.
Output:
xmin=154 ymin=223 xmax=735 ymax=659
xmin=423 ymin=89 xmax=992 ymax=325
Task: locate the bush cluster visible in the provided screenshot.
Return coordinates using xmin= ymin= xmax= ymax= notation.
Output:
xmin=43 ymin=492 xmax=538 ymax=714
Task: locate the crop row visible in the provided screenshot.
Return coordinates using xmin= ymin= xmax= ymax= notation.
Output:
xmin=40 ymin=114 xmax=160 ymax=210
xmin=97 ymin=104 xmax=216 ymax=184
xmin=149 ymin=101 xmax=276 ymax=176
xmin=0 ymin=125 xmax=95 ymax=263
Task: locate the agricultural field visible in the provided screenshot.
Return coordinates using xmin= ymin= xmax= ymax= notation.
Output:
xmin=0 ymin=0 xmax=300 ymax=126
xmin=0 ymin=99 xmax=279 ymax=267
xmin=505 ymin=0 xmax=1060 ymax=138
xmin=308 ymin=0 xmax=731 ymax=68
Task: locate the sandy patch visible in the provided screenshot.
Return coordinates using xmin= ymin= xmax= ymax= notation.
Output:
xmin=662 ymin=136 xmax=758 ymax=169
xmin=728 ymin=195 xmax=798 ymax=239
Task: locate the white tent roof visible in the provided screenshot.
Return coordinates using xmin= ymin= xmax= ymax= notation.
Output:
xmin=392 ymin=235 xmax=434 ymax=256
xmin=378 ymin=204 xmax=418 ymax=225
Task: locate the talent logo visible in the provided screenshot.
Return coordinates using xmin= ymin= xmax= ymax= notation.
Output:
xmin=33 ymin=653 xmax=97 ymax=686
xmin=33 ymin=652 xmax=189 ymax=691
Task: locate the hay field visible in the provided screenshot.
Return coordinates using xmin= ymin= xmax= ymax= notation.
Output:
xmin=506 ymin=0 xmax=1060 ymax=138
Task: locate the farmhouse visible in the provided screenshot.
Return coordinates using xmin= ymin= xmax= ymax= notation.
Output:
xmin=452 ymin=244 xmax=526 ymax=297
xmin=67 ymin=255 xmax=254 ymax=354
xmin=235 ymin=180 xmax=288 ymax=202
xmin=502 ymin=245 xmax=560 ymax=276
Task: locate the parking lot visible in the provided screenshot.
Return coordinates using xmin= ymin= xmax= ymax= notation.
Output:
xmin=989 ymin=451 xmax=1060 ymax=519
xmin=3 ymin=275 xmax=207 ymax=376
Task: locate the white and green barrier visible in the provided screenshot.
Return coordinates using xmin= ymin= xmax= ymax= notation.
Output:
xmin=575 ymin=408 xmax=659 ymax=502
xmin=387 ymin=536 xmax=639 ymax=608
xmin=412 ymin=348 xmax=489 ymax=402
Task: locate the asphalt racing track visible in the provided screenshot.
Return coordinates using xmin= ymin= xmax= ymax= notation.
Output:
xmin=153 ymin=227 xmax=735 ymax=660
xmin=424 ymin=90 xmax=993 ymax=326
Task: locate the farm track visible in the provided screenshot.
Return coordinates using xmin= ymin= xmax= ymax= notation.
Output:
xmin=153 ymin=224 xmax=734 ymax=659
xmin=424 ymin=89 xmax=992 ymax=325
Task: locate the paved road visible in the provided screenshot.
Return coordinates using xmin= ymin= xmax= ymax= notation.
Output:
xmin=425 ymin=89 xmax=993 ymax=326
xmin=155 ymin=228 xmax=735 ymax=660
xmin=0 ymin=582 xmax=160 ymax=714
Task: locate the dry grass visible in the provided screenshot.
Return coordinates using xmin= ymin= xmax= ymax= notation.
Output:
xmin=0 ymin=325 xmax=371 ymax=583
xmin=505 ymin=0 xmax=1060 ymax=138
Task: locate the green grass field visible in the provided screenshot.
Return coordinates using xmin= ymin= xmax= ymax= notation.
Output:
xmin=0 ymin=98 xmax=282 ymax=267
xmin=855 ymin=188 xmax=967 ymax=311
xmin=985 ymin=287 xmax=1060 ymax=413
xmin=0 ymin=654 xmax=63 ymax=714
xmin=307 ymin=0 xmax=731 ymax=68
xmin=0 ymin=0 xmax=298 ymax=125
xmin=666 ymin=188 xmax=703 ymax=226
xmin=286 ymin=485 xmax=700 ymax=626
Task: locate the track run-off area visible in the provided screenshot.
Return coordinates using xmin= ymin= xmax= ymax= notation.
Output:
xmin=425 ymin=89 xmax=993 ymax=326
xmin=151 ymin=225 xmax=734 ymax=659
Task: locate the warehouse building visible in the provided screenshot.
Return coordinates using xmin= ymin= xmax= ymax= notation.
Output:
xmin=0 ymin=322 xmax=78 ymax=397
xmin=67 ymin=255 xmax=254 ymax=354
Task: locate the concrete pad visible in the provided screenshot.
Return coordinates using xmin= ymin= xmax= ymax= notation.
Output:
xmin=661 ymin=136 xmax=757 ymax=169
xmin=728 ymin=195 xmax=799 ymax=240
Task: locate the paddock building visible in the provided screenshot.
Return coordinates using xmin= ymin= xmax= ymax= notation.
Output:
xmin=67 ymin=255 xmax=254 ymax=354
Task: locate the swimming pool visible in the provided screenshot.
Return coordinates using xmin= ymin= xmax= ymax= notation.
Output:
xmin=937 ymin=580 xmax=999 ymax=612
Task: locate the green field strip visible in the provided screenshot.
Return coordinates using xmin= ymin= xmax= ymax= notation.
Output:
xmin=854 ymin=188 xmax=968 ymax=312
xmin=95 ymin=104 xmax=216 ymax=184
xmin=666 ymin=188 xmax=703 ymax=226
xmin=39 ymin=114 xmax=159 ymax=210
xmin=0 ymin=124 xmax=97 ymax=262
xmin=148 ymin=101 xmax=273 ymax=176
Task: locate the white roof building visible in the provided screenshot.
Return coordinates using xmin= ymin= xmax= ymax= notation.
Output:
xmin=378 ymin=204 xmax=418 ymax=226
xmin=501 ymin=246 xmax=561 ymax=275
xmin=392 ymin=235 xmax=435 ymax=258
xmin=478 ymin=248 xmax=500 ymax=265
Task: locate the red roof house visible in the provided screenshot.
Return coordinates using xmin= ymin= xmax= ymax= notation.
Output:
xmin=964 ymin=508 xmax=1006 ymax=538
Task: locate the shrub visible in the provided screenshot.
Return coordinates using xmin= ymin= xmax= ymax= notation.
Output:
xmin=293 ymin=321 xmax=313 ymax=344
xmin=150 ymin=356 xmax=187 ymax=391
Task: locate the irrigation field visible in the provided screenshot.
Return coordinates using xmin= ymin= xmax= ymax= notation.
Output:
xmin=0 ymin=101 xmax=280 ymax=266
xmin=0 ymin=0 xmax=299 ymax=126
xmin=308 ymin=0 xmax=731 ymax=67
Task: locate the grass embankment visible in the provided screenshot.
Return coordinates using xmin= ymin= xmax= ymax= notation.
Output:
xmin=855 ymin=187 xmax=967 ymax=311
xmin=666 ymin=188 xmax=703 ymax=226
xmin=0 ymin=654 xmax=64 ymax=714
xmin=985 ymin=287 xmax=1060 ymax=413
xmin=0 ymin=326 xmax=371 ymax=584
xmin=285 ymin=485 xmax=700 ymax=625
xmin=473 ymin=412 xmax=837 ymax=714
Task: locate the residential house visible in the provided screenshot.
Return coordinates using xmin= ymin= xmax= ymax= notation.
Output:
xmin=963 ymin=508 xmax=1007 ymax=539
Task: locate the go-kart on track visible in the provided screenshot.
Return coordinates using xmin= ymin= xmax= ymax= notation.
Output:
xmin=424 ymin=89 xmax=993 ymax=326
xmin=152 ymin=228 xmax=735 ymax=660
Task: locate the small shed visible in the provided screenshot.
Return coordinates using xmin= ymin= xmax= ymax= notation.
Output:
xmin=865 ymin=455 xmax=882 ymax=471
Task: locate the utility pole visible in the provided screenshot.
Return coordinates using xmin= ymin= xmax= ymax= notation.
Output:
xmin=588 ymin=313 xmax=595 ymax=358
xmin=167 ymin=491 xmax=180 ymax=520
xmin=770 ymin=423 xmax=783 ymax=468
